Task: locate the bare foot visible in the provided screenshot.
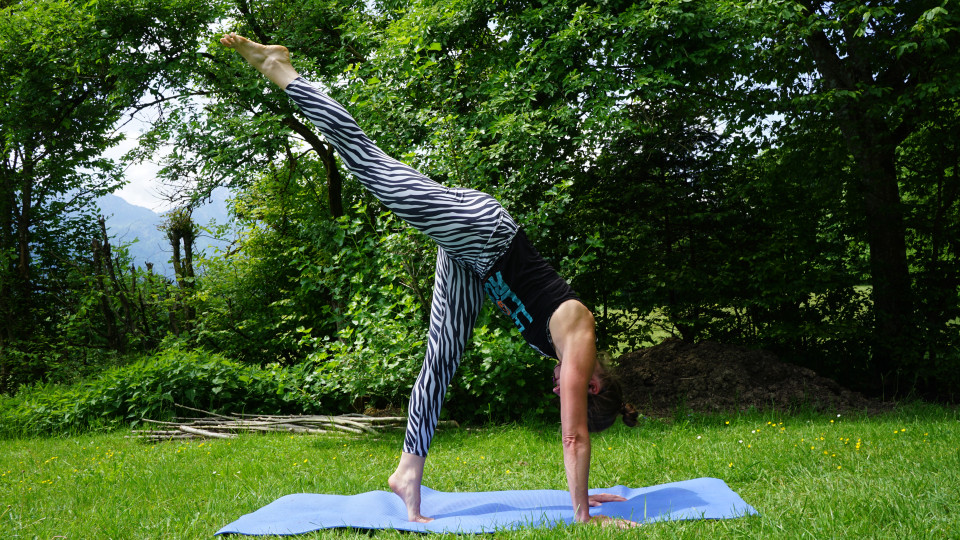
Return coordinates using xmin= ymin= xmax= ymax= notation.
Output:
xmin=219 ymin=32 xmax=299 ymax=89
xmin=389 ymin=453 xmax=433 ymax=523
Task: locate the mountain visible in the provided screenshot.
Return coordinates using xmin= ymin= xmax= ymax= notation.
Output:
xmin=95 ymin=189 xmax=233 ymax=278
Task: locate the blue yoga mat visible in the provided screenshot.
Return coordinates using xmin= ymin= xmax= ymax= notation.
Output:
xmin=215 ymin=477 xmax=758 ymax=535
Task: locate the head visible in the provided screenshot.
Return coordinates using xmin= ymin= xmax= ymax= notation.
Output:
xmin=585 ymin=371 xmax=639 ymax=432
xmin=552 ymin=353 xmax=639 ymax=432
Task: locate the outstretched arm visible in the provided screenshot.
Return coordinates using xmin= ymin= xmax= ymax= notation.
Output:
xmin=549 ymin=300 xmax=599 ymax=522
xmin=551 ymin=300 xmax=637 ymax=528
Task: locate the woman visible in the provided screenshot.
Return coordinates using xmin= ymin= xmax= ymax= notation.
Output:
xmin=220 ymin=33 xmax=638 ymax=526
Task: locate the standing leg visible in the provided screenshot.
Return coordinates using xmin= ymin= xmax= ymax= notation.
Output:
xmin=389 ymin=247 xmax=484 ymax=521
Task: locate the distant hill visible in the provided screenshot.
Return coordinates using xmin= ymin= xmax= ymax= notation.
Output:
xmin=95 ymin=189 xmax=233 ymax=278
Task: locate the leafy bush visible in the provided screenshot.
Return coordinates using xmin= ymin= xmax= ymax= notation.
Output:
xmin=448 ymin=317 xmax=558 ymax=424
xmin=0 ymin=348 xmax=326 ymax=437
xmin=2 ymin=289 xmax=560 ymax=437
xmin=301 ymin=307 xmax=557 ymax=423
xmin=300 ymin=295 xmax=426 ymax=411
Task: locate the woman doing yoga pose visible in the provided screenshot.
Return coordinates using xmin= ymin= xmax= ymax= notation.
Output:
xmin=220 ymin=33 xmax=638 ymax=527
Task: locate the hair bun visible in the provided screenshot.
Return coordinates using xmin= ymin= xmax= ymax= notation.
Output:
xmin=619 ymin=403 xmax=640 ymax=427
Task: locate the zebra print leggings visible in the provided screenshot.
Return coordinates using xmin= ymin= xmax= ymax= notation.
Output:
xmin=285 ymin=78 xmax=518 ymax=456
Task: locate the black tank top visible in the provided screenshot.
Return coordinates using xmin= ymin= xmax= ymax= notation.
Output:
xmin=482 ymin=229 xmax=581 ymax=359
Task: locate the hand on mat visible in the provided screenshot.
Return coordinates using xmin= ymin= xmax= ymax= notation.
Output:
xmin=587 ymin=493 xmax=627 ymax=507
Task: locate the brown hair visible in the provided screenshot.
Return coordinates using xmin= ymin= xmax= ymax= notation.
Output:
xmin=586 ymin=370 xmax=639 ymax=433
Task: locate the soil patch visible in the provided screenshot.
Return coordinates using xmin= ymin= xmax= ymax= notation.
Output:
xmin=614 ymin=339 xmax=890 ymax=417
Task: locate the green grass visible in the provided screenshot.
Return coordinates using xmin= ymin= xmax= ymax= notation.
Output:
xmin=2 ymin=404 xmax=958 ymax=539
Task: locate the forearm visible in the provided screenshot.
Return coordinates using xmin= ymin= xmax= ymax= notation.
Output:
xmin=562 ymin=431 xmax=592 ymax=522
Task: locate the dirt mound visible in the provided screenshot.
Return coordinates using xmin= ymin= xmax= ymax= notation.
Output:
xmin=614 ymin=339 xmax=886 ymax=417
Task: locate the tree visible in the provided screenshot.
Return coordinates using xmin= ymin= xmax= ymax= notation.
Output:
xmin=724 ymin=0 xmax=960 ymax=392
xmin=133 ymin=0 xmax=380 ymax=217
xmin=0 ymin=0 xmax=219 ymax=391
xmin=164 ymin=208 xmax=198 ymax=335
xmin=144 ymin=0 xmax=958 ymax=399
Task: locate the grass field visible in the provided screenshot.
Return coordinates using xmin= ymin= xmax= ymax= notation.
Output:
xmin=2 ymin=403 xmax=958 ymax=539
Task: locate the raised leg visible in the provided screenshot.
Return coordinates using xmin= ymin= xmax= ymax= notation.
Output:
xmin=282 ymin=78 xmax=517 ymax=277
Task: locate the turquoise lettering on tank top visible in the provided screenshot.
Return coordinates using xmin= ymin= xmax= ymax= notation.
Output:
xmin=483 ymin=271 xmax=534 ymax=332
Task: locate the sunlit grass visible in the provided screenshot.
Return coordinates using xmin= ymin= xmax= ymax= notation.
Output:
xmin=1 ymin=403 xmax=957 ymax=538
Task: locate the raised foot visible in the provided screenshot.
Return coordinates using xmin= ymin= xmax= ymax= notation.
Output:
xmin=389 ymin=468 xmax=433 ymax=523
xmin=218 ymin=32 xmax=298 ymax=89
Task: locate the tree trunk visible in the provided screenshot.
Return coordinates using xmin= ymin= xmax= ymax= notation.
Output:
xmin=0 ymin=162 xmax=14 ymax=394
xmin=282 ymin=116 xmax=344 ymax=217
xmin=166 ymin=209 xmax=196 ymax=335
xmin=14 ymin=156 xmax=35 ymax=330
xmin=802 ymin=22 xmax=917 ymax=393
xmin=92 ymin=236 xmax=122 ymax=352
xmin=852 ymin=138 xmax=914 ymax=384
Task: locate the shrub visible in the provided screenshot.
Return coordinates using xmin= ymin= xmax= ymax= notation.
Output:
xmin=448 ymin=322 xmax=558 ymax=424
xmin=1 ymin=314 xmax=559 ymax=437
xmin=0 ymin=348 xmax=326 ymax=437
xmin=298 ymin=295 xmax=557 ymax=424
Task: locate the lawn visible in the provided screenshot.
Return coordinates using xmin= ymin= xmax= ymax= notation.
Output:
xmin=1 ymin=403 xmax=957 ymax=539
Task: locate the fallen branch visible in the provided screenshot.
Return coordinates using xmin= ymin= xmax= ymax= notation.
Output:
xmin=129 ymin=404 xmax=458 ymax=442
xmin=178 ymin=425 xmax=236 ymax=439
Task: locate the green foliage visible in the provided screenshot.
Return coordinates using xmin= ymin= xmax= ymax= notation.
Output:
xmin=0 ymin=348 xmax=323 ymax=437
xmin=180 ymin=0 xmax=959 ymax=399
xmin=0 ymin=325 xmax=557 ymax=437
xmin=300 ymin=300 xmax=557 ymax=422
xmin=6 ymin=0 xmax=960 ymax=407
xmin=449 ymin=313 xmax=558 ymax=424
xmin=0 ymin=0 xmax=222 ymax=392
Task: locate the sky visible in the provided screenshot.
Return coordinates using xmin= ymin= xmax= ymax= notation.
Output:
xmin=104 ymin=132 xmax=171 ymax=212
xmin=104 ymin=98 xmax=191 ymax=213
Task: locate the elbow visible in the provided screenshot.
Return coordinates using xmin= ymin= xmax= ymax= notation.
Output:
xmin=561 ymin=430 xmax=589 ymax=452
